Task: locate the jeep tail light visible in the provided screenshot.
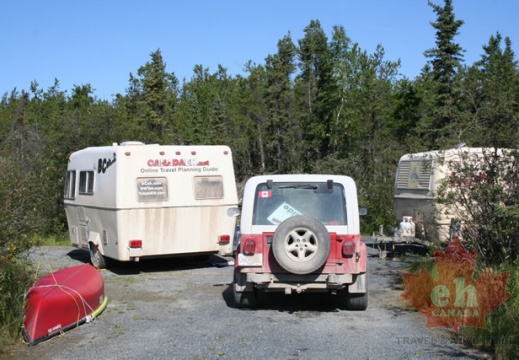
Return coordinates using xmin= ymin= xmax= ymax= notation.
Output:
xmin=342 ymin=241 xmax=355 ymax=257
xmin=129 ymin=240 xmax=142 ymax=248
xmin=219 ymin=235 xmax=231 ymax=245
xmin=243 ymin=240 xmax=256 ymax=255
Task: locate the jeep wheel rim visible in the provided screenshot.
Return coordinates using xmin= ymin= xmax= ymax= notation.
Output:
xmin=283 ymin=228 xmax=318 ymax=261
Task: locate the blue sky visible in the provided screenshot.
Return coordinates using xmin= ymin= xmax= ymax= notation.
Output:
xmin=1 ymin=0 xmax=517 ymax=100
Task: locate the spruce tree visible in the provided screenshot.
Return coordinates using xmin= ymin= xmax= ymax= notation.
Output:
xmin=422 ymin=0 xmax=465 ymax=148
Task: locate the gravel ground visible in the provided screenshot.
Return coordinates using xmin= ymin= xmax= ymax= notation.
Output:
xmin=4 ymin=241 xmax=491 ymax=360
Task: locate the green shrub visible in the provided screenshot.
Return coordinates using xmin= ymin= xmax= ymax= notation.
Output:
xmin=436 ymin=148 xmax=519 ymax=264
xmin=0 ymin=259 xmax=35 ymax=352
xmin=0 ymin=138 xmax=46 ymax=351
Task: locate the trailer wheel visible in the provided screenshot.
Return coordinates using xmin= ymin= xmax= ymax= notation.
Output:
xmin=89 ymin=243 xmax=107 ymax=269
xmin=272 ymin=216 xmax=330 ymax=275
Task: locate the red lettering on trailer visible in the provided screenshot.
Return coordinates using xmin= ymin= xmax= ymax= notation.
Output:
xmin=147 ymin=159 xmax=210 ymax=167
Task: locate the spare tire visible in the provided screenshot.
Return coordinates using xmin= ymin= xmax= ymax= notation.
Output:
xmin=272 ymin=216 xmax=331 ymax=275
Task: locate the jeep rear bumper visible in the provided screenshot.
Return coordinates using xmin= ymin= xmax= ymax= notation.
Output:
xmin=235 ymin=272 xmax=366 ymax=294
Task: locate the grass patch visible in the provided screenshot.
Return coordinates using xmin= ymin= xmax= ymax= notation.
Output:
xmin=406 ymin=257 xmax=438 ymax=279
xmin=459 ymin=263 xmax=519 ymax=358
xmin=35 ymin=234 xmax=70 ymax=246
xmin=407 ymin=258 xmax=519 ymax=358
xmin=118 ymin=276 xmax=141 ymax=284
xmin=106 ymin=324 xmax=126 ymax=340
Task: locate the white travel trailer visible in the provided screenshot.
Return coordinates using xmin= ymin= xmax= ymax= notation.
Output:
xmin=393 ymin=146 xmax=506 ymax=242
xmin=64 ymin=142 xmax=239 ymax=268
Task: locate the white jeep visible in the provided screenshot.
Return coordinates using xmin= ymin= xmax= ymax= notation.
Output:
xmin=233 ymin=174 xmax=368 ymax=309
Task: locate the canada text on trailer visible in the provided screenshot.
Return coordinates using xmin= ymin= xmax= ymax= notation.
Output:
xmin=63 ymin=142 xmax=239 ymax=268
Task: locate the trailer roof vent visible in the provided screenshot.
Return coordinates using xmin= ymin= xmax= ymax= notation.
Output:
xmin=120 ymin=141 xmax=144 ymax=146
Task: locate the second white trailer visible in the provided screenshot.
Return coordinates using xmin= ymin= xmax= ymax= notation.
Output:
xmin=393 ymin=146 xmax=510 ymax=242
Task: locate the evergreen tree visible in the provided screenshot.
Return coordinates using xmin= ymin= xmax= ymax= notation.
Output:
xmin=234 ymin=62 xmax=268 ymax=176
xmin=207 ymin=65 xmax=233 ymax=143
xmin=328 ymin=25 xmax=353 ymax=154
xmin=422 ymin=0 xmax=465 ymax=148
xmin=177 ymin=64 xmax=218 ymax=144
xmin=296 ymin=20 xmax=336 ymax=167
xmin=470 ymin=33 xmax=519 ymax=147
xmin=391 ymin=78 xmax=422 ymax=148
xmin=265 ymin=33 xmax=298 ymax=173
xmin=133 ymin=49 xmax=179 ymax=141
xmin=425 ymin=0 xmax=464 ymax=87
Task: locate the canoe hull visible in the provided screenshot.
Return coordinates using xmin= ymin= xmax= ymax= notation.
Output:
xmin=23 ymin=264 xmax=107 ymax=345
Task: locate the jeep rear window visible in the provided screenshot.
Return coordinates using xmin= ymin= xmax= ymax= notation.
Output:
xmin=252 ymin=182 xmax=347 ymax=225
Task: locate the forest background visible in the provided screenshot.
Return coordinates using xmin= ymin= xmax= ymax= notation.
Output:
xmin=1 ymin=0 xmax=519 ymax=354
xmin=2 ymin=1 xmax=517 ymax=239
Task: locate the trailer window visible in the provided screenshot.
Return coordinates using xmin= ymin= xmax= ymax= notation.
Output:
xmin=79 ymin=171 xmax=95 ymax=195
xmin=64 ymin=170 xmax=76 ymax=199
xmin=194 ymin=176 xmax=224 ymax=199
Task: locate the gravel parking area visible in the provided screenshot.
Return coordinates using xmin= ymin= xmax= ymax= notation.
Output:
xmin=5 ymin=242 xmax=490 ymax=359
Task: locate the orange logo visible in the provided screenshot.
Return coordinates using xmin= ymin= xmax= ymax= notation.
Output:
xmin=401 ymin=237 xmax=511 ymax=333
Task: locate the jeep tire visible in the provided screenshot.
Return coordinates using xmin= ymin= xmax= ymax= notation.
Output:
xmin=345 ymin=292 xmax=368 ymax=310
xmin=232 ymin=270 xmax=257 ymax=309
xmin=338 ymin=283 xmax=368 ymax=311
xmin=272 ymin=216 xmax=331 ymax=275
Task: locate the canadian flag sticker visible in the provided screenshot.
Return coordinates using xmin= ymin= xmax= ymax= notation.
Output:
xmin=258 ymin=190 xmax=272 ymax=198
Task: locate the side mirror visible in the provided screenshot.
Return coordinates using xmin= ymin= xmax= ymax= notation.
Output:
xmin=359 ymin=207 xmax=368 ymax=216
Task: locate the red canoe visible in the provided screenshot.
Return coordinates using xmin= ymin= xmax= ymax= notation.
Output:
xmin=23 ymin=264 xmax=107 ymax=345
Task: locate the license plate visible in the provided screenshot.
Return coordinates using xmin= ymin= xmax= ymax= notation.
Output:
xmin=129 ymin=248 xmax=142 ymax=257
xmin=237 ymin=253 xmax=262 ymax=266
